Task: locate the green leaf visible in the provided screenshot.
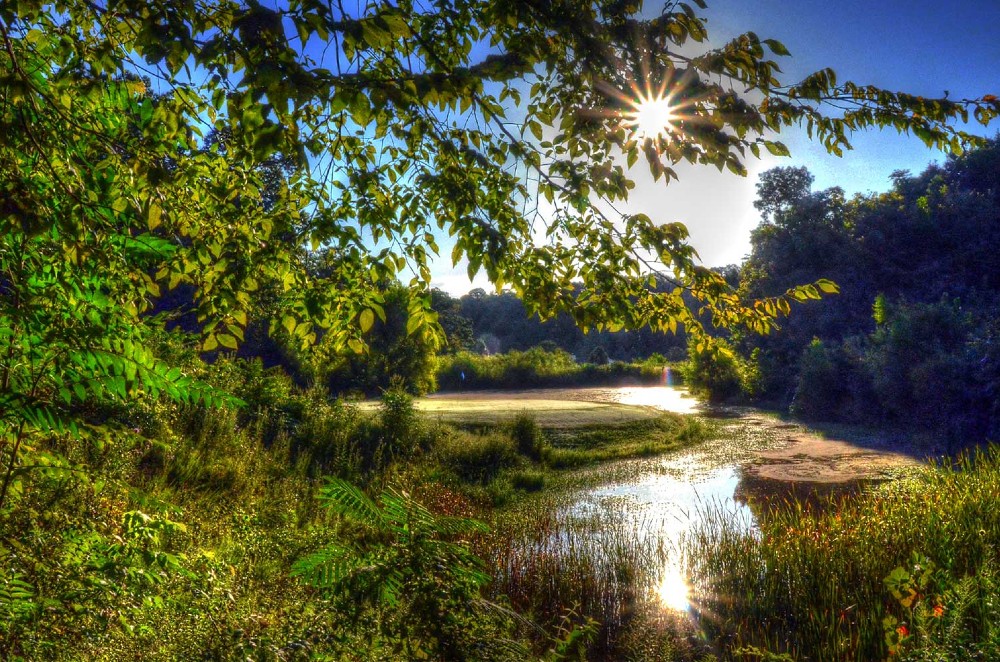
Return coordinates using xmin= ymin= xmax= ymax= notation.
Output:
xmin=217 ymin=333 xmax=238 ymax=349
xmin=359 ymin=308 xmax=375 ymax=333
xmin=763 ymin=38 xmax=790 ymax=56
xmin=764 ymin=140 xmax=790 ymax=157
xmin=816 ymin=279 xmax=839 ymax=294
xmin=147 ymin=202 xmax=162 ymax=230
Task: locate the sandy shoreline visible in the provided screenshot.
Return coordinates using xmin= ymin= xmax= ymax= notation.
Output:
xmin=422 ymin=387 xmax=933 ymax=485
xmin=736 ymin=413 xmax=930 ymax=484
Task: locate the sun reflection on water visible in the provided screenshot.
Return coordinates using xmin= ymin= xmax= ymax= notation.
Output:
xmin=613 ymin=386 xmax=700 ymax=414
xmin=656 ymin=563 xmax=691 ymax=612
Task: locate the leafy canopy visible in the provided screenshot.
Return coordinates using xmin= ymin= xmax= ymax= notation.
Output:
xmin=0 ymin=0 xmax=997 ymax=508
xmin=4 ymin=0 xmax=997 ymax=343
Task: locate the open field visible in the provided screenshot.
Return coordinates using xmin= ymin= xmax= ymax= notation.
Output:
xmin=416 ymin=396 xmax=661 ymax=428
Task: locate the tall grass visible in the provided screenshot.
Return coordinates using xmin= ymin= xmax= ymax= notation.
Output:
xmin=686 ymin=447 xmax=1000 ymax=660
xmin=482 ymin=500 xmax=708 ymax=660
xmin=542 ymin=414 xmax=709 ymax=469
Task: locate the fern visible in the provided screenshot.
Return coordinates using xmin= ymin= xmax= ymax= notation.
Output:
xmin=316 ymin=478 xmax=383 ymax=526
xmin=295 ymin=480 xmax=504 ymax=657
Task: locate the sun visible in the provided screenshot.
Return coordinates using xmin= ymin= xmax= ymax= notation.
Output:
xmin=624 ymin=91 xmax=677 ymax=142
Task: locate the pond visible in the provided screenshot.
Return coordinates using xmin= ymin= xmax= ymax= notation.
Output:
xmin=429 ymin=384 xmax=918 ymax=620
xmin=562 ymin=402 xmax=780 ymax=614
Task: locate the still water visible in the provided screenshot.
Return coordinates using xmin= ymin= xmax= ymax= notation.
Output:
xmin=563 ymin=386 xmax=776 ymax=613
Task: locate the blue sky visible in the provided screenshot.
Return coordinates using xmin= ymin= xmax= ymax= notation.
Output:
xmin=430 ymin=0 xmax=1000 ymax=293
xmin=708 ymin=0 xmax=1000 ymax=191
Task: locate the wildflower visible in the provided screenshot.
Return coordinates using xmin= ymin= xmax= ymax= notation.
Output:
xmin=897 ymin=625 xmax=909 ymax=637
xmin=932 ymin=604 xmax=944 ymax=618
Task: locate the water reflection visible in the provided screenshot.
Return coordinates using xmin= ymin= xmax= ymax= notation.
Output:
xmin=656 ymin=562 xmax=691 ymax=612
xmin=569 ymin=461 xmax=757 ymax=613
xmin=610 ymin=385 xmax=701 ymax=414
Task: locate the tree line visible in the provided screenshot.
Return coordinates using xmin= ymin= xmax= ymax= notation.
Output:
xmin=691 ymin=138 xmax=1000 ymax=446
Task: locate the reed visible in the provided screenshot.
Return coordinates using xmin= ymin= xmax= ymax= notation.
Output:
xmin=686 ymin=447 xmax=1000 ymax=660
xmin=481 ymin=498 xmax=708 ymax=659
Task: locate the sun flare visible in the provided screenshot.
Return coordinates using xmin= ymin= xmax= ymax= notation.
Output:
xmin=625 ymin=92 xmax=677 ymax=141
xmin=656 ymin=564 xmax=691 ymax=612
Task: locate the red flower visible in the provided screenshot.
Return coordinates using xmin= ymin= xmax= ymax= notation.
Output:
xmin=932 ymin=604 xmax=945 ymax=618
xmin=897 ymin=625 xmax=909 ymax=637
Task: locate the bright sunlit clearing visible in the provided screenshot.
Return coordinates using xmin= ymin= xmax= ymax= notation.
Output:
xmin=656 ymin=564 xmax=691 ymax=612
xmin=625 ymin=93 xmax=677 ymax=141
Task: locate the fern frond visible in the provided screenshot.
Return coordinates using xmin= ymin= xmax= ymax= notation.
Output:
xmin=381 ymin=488 xmax=438 ymax=532
xmin=379 ymin=569 xmax=404 ymax=606
xmin=318 ymin=478 xmax=383 ymax=527
xmin=290 ymin=543 xmax=357 ymax=588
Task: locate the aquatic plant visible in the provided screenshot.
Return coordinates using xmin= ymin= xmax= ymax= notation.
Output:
xmin=686 ymin=447 xmax=1000 ymax=659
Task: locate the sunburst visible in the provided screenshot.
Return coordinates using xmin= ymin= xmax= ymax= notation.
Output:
xmin=590 ymin=73 xmax=690 ymax=147
xmin=623 ymin=89 xmax=678 ymax=142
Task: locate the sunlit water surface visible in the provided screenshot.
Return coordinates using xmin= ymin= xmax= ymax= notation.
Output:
xmin=605 ymin=385 xmax=701 ymax=414
xmin=560 ymin=385 xmax=774 ymax=614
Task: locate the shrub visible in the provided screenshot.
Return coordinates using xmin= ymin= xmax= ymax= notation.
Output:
xmin=682 ymin=338 xmax=744 ymax=402
xmin=511 ymin=470 xmax=545 ymax=492
xmin=434 ymin=431 xmax=520 ymax=484
xmin=293 ymin=480 xmax=521 ymax=660
xmin=883 ymin=554 xmax=1000 ymax=660
xmin=379 ymin=381 xmax=417 ymax=451
xmin=588 ymin=346 xmax=610 ymax=365
xmin=510 ymin=411 xmax=544 ymax=460
xmin=790 ymin=338 xmax=843 ymax=420
xmin=292 ymin=394 xmax=364 ymax=479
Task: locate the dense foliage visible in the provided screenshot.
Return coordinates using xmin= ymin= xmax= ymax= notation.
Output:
xmin=436 ymin=347 xmax=672 ymax=390
xmin=2 ymin=0 xmax=999 ymax=658
xmin=729 ymin=140 xmax=1000 ymax=446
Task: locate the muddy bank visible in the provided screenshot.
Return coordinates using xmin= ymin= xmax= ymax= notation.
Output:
xmin=419 ymin=387 xmax=924 ymax=491
xmin=732 ymin=411 xmax=931 ymax=485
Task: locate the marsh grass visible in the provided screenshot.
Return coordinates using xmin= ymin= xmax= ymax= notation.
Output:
xmin=541 ymin=414 xmax=710 ymax=469
xmin=411 ymin=396 xmax=663 ymax=428
xmin=423 ymin=408 xmax=713 ymax=507
xmin=482 ymin=498 xmax=710 ymax=660
xmin=686 ymin=447 xmax=1000 ymax=660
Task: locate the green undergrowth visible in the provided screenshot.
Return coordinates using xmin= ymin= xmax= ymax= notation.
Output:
xmin=10 ymin=349 xmax=998 ymax=661
xmin=542 ymin=415 xmax=709 ymax=469
xmin=422 ymin=409 xmax=711 ymax=508
xmin=686 ymin=448 xmax=1000 ymax=660
xmin=0 ymin=353 xmax=708 ymax=660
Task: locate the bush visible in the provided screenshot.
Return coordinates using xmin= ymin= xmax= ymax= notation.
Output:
xmin=790 ymin=338 xmax=843 ymax=420
xmin=293 ymin=480 xmax=520 ymax=660
xmin=437 ymin=349 xmax=670 ymax=390
xmin=588 ymin=346 xmax=610 ymax=365
xmin=682 ymin=338 xmax=744 ymax=402
xmin=510 ymin=470 xmax=545 ymax=492
xmin=292 ymin=394 xmax=364 ymax=479
xmin=379 ymin=382 xmax=417 ymax=449
xmin=510 ymin=412 xmax=544 ymax=460
xmin=434 ymin=431 xmax=520 ymax=484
